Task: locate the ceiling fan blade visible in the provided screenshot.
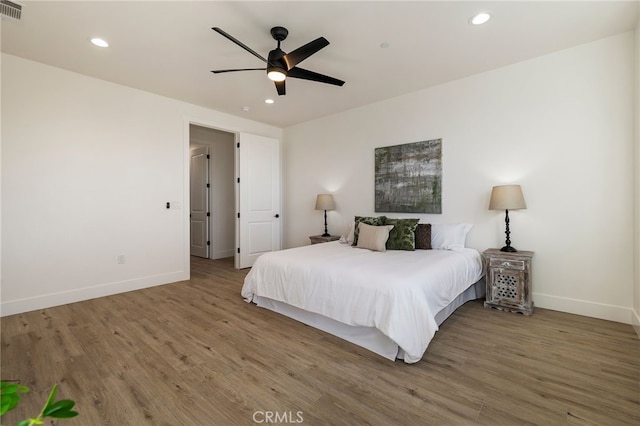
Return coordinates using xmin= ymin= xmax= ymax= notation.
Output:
xmin=275 ymin=80 xmax=286 ymax=96
xmin=288 ymin=67 xmax=345 ymax=86
xmin=282 ymin=37 xmax=329 ymax=70
xmin=211 ymin=68 xmax=266 ymax=74
xmin=212 ymin=27 xmax=268 ymax=64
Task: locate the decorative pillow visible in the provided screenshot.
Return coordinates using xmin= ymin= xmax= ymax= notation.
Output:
xmin=382 ymin=217 xmax=419 ymax=250
xmin=352 ymin=216 xmax=386 ymax=246
xmin=356 ymin=223 xmax=394 ymax=252
xmin=415 ymin=223 xmax=432 ymax=249
xmin=345 ymin=222 xmax=355 ymax=244
xmin=431 ymin=223 xmax=473 ymax=250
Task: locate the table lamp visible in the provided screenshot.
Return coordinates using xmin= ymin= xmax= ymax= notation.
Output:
xmin=489 ymin=185 xmax=527 ymax=252
xmin=315 ymin=194 xmax=335 ymax=237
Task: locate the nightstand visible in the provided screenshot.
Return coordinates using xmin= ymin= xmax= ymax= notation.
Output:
xmin=309 ymin=235 xmax=340 ymax=244
xmin=483 ymin=248 xmax=534 ymax=315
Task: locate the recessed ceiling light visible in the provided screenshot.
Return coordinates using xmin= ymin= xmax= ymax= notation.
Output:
xmin=265 ymin=99 xmax=275 ymax=104
xmin=469 ymin=12 xmax=491 ymax=25
xmin=90 ymin=38 xmax=109 ymax=47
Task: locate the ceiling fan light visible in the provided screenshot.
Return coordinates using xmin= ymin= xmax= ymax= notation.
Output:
xmin=267 ymin=69 xmax=286 ymax=82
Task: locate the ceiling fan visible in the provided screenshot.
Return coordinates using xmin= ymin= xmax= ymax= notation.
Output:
xmin=211 ymin=26 xmax=345 ymax=96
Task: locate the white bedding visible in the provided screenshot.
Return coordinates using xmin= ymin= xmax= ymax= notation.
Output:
xmin=241 ymin=241 xmax=484 ymax=363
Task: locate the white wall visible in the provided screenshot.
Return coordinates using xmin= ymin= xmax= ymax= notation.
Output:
xmin=189 ymin=125 xmax=235 ymax=259
xmin=1 ymin=53 xmax=281 ymax=316
xmin=283 ymin=32 xmax=635 ymax=324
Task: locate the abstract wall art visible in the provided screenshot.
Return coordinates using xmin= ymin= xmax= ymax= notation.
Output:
xmin=375 ymin=139 xmax=442 ymax=213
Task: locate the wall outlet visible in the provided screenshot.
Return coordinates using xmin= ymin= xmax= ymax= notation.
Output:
xmin=117 ymin=255 xmax=125 ymax=264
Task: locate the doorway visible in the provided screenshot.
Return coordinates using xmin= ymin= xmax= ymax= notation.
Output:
xmin=189 ymin=125 xmax=235 ymax=260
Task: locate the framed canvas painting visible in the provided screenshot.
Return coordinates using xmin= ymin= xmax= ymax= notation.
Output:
xmin=375 ymin=139 xmax=442 ymax=213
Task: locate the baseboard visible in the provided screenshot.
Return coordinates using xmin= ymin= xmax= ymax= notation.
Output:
xmin=533 ymin=292 xmax=634 ymax=325
xmin=211 ymin=249 xmax=234 ymax=260
xmin=0 ymin=271 xmax=189 ymax=317
xmin=632 ymin=308 xmax=640 ymax=338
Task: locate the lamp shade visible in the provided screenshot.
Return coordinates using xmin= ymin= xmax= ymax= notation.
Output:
xmin=488 ymin=185 xmax=527 ymax=210
xmin=315 ymin=194 xmax=335 ymax=211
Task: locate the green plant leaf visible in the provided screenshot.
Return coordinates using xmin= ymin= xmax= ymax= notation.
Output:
xmin=43 ymin=384 xmax=58 ymax=410
xmin=1 ymin=382 xmax=29 ymax=395
xmin=0 ymin=381 xmax=28 ymax=416
xmin=1 ymin=382 xmax=18 ymax=392
xmin=43 ymin=399 xmax=78 ymax=418
xmin=2 ymin=383 xmax=29 ymax=394
xmin=0 ymin=381 xmax=18 ymax=390
xmin=1 ymin=382 xmax=78 ymax=424
xmin=49 ymin=409 xmax=79 ymax=419
xmin=1 ymin=393 xmax=19 ymax=415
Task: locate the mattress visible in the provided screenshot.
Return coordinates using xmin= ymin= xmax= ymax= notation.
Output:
xmin=241 ymin=241 xmax=485 ymax=363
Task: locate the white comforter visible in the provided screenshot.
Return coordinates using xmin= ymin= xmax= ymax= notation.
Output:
xmin=241 ymin=241 xmax=484 ymax=363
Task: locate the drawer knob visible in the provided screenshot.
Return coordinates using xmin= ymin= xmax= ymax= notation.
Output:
xmin=502 ymin=262 xmax=511 ymax=267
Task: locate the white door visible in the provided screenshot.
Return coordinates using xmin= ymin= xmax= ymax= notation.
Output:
xmin=190 ymin=145 xmax=209 ymax=258
xmin=237 ymin=133 xmax=281 ymax=268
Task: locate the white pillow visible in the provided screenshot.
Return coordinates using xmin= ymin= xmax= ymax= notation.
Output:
xmin=356 ymin=223 xmax=394 ymax=252
xmin=344 ymin=222 xmax=355 ymax=244
xmin=431 ymin=223 xmax=472 ymax=250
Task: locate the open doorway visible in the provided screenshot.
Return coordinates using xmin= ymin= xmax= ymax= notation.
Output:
xmin=189 ymin=124 xmax=235 ymax=260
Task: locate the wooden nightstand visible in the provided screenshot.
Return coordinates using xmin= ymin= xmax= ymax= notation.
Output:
xmin=483 ymin=248 xmax=534 ymax=315
xmin=309 ymin=235 xmax=340 ymax=244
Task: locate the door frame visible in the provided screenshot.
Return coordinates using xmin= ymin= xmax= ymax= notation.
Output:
xmin=183 ymin=118 xmax=282 ymax=272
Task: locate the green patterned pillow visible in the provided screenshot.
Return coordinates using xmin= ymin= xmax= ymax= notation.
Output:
xmin=383 ymin=218 xmax=420 ymax=250
xmin=352 ymin=216 xmax=386 ymax=246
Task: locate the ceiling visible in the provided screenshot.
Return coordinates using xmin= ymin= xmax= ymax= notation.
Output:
xmin=1 ymin=1 xmax=638 ymax=128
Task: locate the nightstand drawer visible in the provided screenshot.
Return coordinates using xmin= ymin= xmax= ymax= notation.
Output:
xmin=489 ymin=258 xmax=525 ymax=271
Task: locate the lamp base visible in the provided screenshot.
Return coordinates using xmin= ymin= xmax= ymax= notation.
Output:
xmin=321 ymin=232 xmax=330 ymax=237
xmin=500 ymin=245 xmax=518 ymax=253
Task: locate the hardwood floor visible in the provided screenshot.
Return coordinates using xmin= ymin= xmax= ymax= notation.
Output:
xmin=2 ymin=256 xmax=639 ymax=425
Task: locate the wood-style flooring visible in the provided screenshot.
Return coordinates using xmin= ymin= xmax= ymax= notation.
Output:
xmin=1 ymin=256 xmax=639 ymax=425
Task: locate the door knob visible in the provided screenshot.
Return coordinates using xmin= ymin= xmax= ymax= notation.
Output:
xmin=274 ymin=214 xmax=280 ymax=218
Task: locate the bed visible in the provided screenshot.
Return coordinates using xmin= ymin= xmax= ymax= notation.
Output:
xmin=241 ymin=238 xmax=485 ymax=364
